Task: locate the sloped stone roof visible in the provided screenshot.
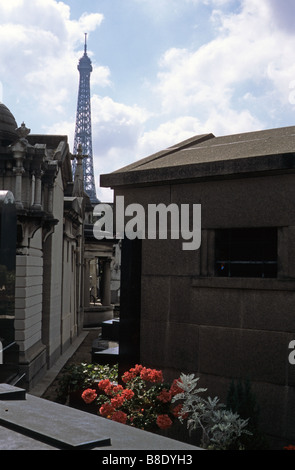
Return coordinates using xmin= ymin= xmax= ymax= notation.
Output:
xmin=0 ymin=102 xmax=18 ymax=145
xmin=100 ymin=126 xmax=295 ymax=188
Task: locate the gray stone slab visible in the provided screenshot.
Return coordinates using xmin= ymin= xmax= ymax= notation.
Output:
xmin=0 ymin=388 xmax=110 ymax=449
xmin=95 ymin=346 xmax=119 ymax=356
xmin=0 ymin=383 xmax=26 ymax=400
xmin=0 ymin=423 xmax=55 ymax=450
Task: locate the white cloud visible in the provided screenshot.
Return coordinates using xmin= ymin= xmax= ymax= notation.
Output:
xmin=150 ymin=0 xmax=295 ymax=138
xmin=3 ymin=0 xmax=295 ymax=201
xmin=43 ymin=119 xmax=75 ymax=146
xmin=203 ymin=0 xmax=235 ymax=5
xmin=0 ymin=0 xmax=105 ymax=119
xmin=91 ymin=66 xmax=111 ymax=88
xmin=94 ymin=0 xmax=295 ymax=198
xmin=137 ymin=116 xmax=203 ymax=156
xmin=65 ymin=11 xmax=104 ymax=46
xmin=91 ymin=94 xmax=150 ymax=152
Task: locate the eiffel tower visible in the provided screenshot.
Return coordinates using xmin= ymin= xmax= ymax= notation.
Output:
xmin=72 ymin=33 xmax=99 ymax=203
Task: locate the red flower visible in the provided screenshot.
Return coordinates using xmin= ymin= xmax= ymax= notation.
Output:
xmin=98 ymin=379 xmax=111 ymax=391
xmin=98 ymin=380 xmax=121 ymax=396
xmin=172 ymin=403 xmax=188 ymax=419
xmin=122 ymin=364 xmax=163 ymax=383
xmin=111 ymin=410 xmax=128 ymax=424
xmin=140 ymin=367 xmax=163 ymax=383
xmin=111 ymin=395 xmax=125 ymax=408
xmin=128 ymin=364 xmax=143 ymax=376
xmin=157 ymin=389 xmax=172 ymax=403
xmin=169 ymin=378 xmax=183 ymax=396
xmin=81 ymin=388 xmax=97 ymax=404
xmin=284 ymin=445 xmax=295 ymax=450
xmin=105 ymin=384 xmax=116 ymax=396
xmin=122 ymin=371 xmax=136 ymax=383
xmin=99 ymin=402 xmax=115 ymax=417
xmin=122 ymin=388 xmax=135 ymax=400
xmin=156 ymin=414 xmax=173 ymax=430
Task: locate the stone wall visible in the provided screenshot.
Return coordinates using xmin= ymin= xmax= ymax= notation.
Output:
xmin=42 ymin=170 xmax=64 ymax=368
xmin=114 ymin=171 xmax=295 ymax=447
xmin=15 ymin=229 xmax=46 ymax=388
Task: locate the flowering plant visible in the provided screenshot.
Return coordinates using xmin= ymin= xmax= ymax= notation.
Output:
xmin=81 ymin=364 xmax=185 ymax=432
xmin=56 ymin=363 xmax=118 ymax=404
xmin=171 ymin=373 xmax=252 ymax=450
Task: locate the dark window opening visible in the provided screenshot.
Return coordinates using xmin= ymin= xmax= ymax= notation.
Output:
xmin=215 ymin=228 xmax=277 ymax=278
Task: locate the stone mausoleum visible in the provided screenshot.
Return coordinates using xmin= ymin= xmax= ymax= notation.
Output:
xmin=0 ymin=102 xmax=115 ymax=390
xmin=101 ymin=126 xmax=295 ymax=448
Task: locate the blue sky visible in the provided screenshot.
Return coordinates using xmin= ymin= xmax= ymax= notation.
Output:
xmin=1 ymin=0 xmax=295 ymax=201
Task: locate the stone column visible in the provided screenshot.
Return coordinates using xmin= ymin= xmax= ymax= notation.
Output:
xmin=12 ymin=143 xmax=25 ymax=210
xmin=31 ymin=173 xmax=35 ymax=206
xmin=47 ymin=183 xmax=54 ymax=214
xmin=43 ymin=161 xmax=58 ymax=214
xmin=102 ymin=257 xmax=111 ymax=306
xmin=72 ymin=144 xmax=85 ymax=197
xmin=12 ymin=123 xmax=31 ymax=210
xmin=32 ymin=170 xmax=43 ymax=210
xmin=84 ymin=259 xmax=90 ymax=307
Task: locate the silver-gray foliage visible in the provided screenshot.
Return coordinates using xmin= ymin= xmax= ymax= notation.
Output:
xmin=172 ymin=373 xmax=251 ymax=450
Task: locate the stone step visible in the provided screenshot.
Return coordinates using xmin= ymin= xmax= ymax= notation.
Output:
xmin=92 ymin=338 xmax=109 ymax=352
xmin=101 ymin=319 xmax=120 ymax=341
xmin=92 ymin=346 xmax=119 ymax=366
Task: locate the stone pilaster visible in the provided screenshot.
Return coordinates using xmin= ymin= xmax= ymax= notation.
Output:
xmin=12 ymin=143 xmax=25 ymax=210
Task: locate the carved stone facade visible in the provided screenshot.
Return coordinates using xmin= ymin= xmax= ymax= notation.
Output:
xmin=0 ymin=103 xmax=92 ymax=389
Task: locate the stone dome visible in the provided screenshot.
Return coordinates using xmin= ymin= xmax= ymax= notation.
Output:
xmin=0 ymin=102 xmax=18 ymax=146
